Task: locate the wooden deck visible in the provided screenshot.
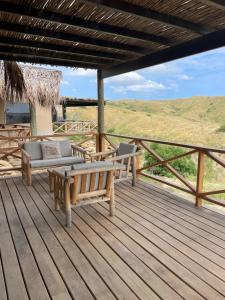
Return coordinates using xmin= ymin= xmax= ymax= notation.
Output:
xmin=1 ymin=174 xmax=225 ymax=300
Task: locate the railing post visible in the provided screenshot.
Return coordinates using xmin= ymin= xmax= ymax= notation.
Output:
xmin=196 ymin=151 xmax=205 ymax=207
xmin=135 ymin=139 xmax=141 ymax=181
xmin=97 ymin=69 xmax=105 ymax=152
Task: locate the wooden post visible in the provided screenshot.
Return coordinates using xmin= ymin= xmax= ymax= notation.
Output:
xmin=196 ymin=151 xmax=205 ymax=207
xmin=97 ymin=69 xmax=105 ymax=152
xmin=62 ymin=104 xmax=67 ymax=120
xmin=135 ymin=139 xmax=141 ymax=181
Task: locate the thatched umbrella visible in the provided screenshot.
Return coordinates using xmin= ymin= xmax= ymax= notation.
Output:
xmin=0 ymin=61 xmax=62 ymax=106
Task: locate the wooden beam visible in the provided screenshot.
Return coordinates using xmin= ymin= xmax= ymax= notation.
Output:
xmin=0 ymin=1 xmax=170 ymax=45
xmin=97 ymin=70 xmax=105 ymax=152
xmin=84 ymin=0 xmax=212 ymax=34
xmin=0 ymin=21 xmax=146 ymax=54
xmin=0 ymin=36 xmax=126 ymax=61
xmin=0 ymin=53 xmax=99 ymax=69
xmin=102 ymin=28 xmax=225 ymax=78
xmin=0 ymin=45 xmax=110 ymax=66
xmin=201 ymin=0 xmax=225 ymax=10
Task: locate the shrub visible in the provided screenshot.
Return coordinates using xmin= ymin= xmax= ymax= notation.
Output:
xmin=144 ymin=143 xmax=196 ymax=178
xmin=107 ymin=127 xmax=115 ymax=134
xmin=217 ymin=124 xmax=225 ymax=133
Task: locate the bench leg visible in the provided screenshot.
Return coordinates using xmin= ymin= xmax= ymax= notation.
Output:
xmin=64 ymin=179 xmax=71 ymax=227
xmin=109 ymin=181 xmax=115 ymax=217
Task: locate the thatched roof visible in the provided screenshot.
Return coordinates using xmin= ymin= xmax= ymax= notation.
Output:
xmin=0 ymin=1 xmax=225 ymax=78
xmin=0 ymin=63 xmax=62 ymax=106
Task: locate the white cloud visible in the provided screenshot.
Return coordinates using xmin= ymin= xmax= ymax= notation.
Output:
xmin=110 ymin=80 xmax=165 ymax=94
xmin=62 ymin=80 xmax=69 ymax=85
xmin=106 ymin=71 xmax=144 ymax=84
xmin=179 ymin=74 xmax=192 ymax=80
xmin=65 ymin=68 xmax=96 ymax=77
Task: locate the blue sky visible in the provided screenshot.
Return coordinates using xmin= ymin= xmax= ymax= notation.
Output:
xmin=54 ymin=46 xmax=225 ymax=100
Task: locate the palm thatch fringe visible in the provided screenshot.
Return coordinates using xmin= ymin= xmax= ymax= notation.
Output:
xmin=0 ymin=62 xmax=62 ymax=107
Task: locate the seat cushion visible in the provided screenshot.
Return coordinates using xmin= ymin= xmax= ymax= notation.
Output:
xmin=31 ymin=156 xmax=84 ymax=168
xmin=24 ymin=142 xmax=42 ymax=160
xmin=117 ymin=142 xmax=137 ymax=156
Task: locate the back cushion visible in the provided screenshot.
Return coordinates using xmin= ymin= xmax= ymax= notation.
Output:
xmin=117 ymin=143 xmax=137 ymax=156
xmin=59 ymin=140 xmax=72 ymax=157
xmin=23 ymin=142 xmax=42 ymax=160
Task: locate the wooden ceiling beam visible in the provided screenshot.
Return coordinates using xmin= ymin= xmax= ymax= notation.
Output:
xmin=0 ymin=53 xmax=100 ymax=69
xmin=0 ymin=45 xmax=110 ymax=66
xmin=0 ymin=1 xmax=170 ymax=45
xmin=84 ymin=0 xmax=212 ymax=34
xmin=201 ymin=0 xmax=225 ymax=10
xmin=0 ymin=36 xmax=126 ymax=61
xmin=102 ymin=28 xmax=225 ymax=78
xmin=0 ymin=21 xmax=146 ymax=54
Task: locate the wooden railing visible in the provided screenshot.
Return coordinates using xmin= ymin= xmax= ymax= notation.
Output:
xmin=53 ymin=121 xmax=97 ymax=133
xmin=0 ymin=132 xmax=97 ymax=172
xmin=102 ymin=133 xmax=225 ymax=208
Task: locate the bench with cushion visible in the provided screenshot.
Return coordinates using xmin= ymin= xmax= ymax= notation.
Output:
xmin=21 ymin=140 xmax=87 ymax=185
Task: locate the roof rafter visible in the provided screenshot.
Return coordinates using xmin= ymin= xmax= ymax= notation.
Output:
xmin=0 ymin=1 xmax=170 ymax=45
xmin=0 ymin=21 xmax=147 ymax=54
xmin=0 ymin=53 xmax=99 ymax=69
xmin=201 ymin=0 xmax=225 ymax=10
xmin=0 ymin=36 xmax=126 ymax=61
xmin=0 ymin=45 xmax=111 ymax=65
xmin=84 ymin=0 xmax=213 ymax=34
xmin=102 ymin=28 xmax=225 ymax=78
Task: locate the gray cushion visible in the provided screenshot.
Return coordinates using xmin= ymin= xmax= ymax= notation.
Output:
xmin=24 ymin=140 xmax=72 ymax=160
xmin=117 ymin=142 xmax=137 ymax=156
xmin=58 ymin=140 xmax=72 ymax=157
xmin=31 ymin=156 xmax=84 ymax=168
xmin=24 ymin=142 xmax=42 ymax=160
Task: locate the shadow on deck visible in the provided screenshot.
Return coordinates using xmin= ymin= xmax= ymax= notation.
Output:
xmin=1 ymin=173 xmax=225 ymax=300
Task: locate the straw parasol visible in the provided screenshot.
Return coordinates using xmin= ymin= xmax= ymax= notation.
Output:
xmin=0 ymin=61 xmax=62 ymax=107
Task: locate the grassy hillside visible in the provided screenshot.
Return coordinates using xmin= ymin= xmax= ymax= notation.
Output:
xmin=66 ymin=96 xmax=225 ymax=148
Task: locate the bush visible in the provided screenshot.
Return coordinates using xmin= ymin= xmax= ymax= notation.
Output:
xmin=144 ymin=143 xmax=196 ymax=178
xmin=107 ymin=127 xmax=115 ymax=134
xmin=217 ymin=124 xmax=225 ymax=133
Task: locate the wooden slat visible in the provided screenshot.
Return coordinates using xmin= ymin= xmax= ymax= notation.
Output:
xmin=90 ymin=173 xmax=96 ymax=192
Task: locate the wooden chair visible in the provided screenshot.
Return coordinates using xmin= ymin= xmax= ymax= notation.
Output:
xmin=89 ymin=142 xmax=140 ymax=186
xmin=52 ymin=163 xmax=122 ymax=227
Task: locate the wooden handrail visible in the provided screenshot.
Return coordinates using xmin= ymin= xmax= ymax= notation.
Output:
xmin=104 ymin=133 xmax=225 ymax=154
xmin=102 ymin=132 xmax=225 ymax=209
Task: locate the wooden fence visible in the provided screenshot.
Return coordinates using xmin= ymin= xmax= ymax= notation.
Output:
xmin=53 ymin=121 xmax=97 ymax=133
xmin=102 ymin=133 xmax=225 ymax=208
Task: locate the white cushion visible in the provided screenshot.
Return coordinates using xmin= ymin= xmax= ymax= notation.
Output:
xmin=41 ymin=142 xmax=61 ymax=160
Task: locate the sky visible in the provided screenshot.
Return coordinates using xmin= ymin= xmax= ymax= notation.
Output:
xmin=50 ymin=46 xmax=225 ymax=101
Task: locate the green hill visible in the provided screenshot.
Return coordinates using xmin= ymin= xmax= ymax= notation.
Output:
xmin=67 ymin=96 xmax=225 ymax=148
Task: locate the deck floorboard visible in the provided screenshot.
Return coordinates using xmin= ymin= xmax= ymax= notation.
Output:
xmin=1 ymin=173 xmax=225 ymax=299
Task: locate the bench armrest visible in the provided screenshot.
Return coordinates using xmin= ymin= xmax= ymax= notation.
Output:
xmin=71 ymin=144 xmax=89 ymax=159
xmin=21 ymin=149 xmax=31 ymax=164
xmin=89 ymin=150 xmax=116 ymax=161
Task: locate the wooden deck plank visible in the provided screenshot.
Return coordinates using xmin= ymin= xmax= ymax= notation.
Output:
xmin=98 ymin=201 xmax=225 ymax=299
xmin=0 ymin=180 xmax=51 ymax=300
xmin=83 ymin=205 xmax=203 ymax=300
xmin=116 ymin=184 xmax=225 ymax=268
xmin=13 ymin=177 xmax=95 ymax=300
xmin=124 ymin=181 xmax=225 ymax=247
xmin=0 ymin=193 xmax=29 ymax=300
xmin=139 ymin=180 xmax=225 ymax=234
xmin=0 ymin=250 xmax=8 ymax=300
xmin=119 ymin=182 xmax=225 ymax=256
xmin=2 ymin=173 xmax=225 ymax=300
